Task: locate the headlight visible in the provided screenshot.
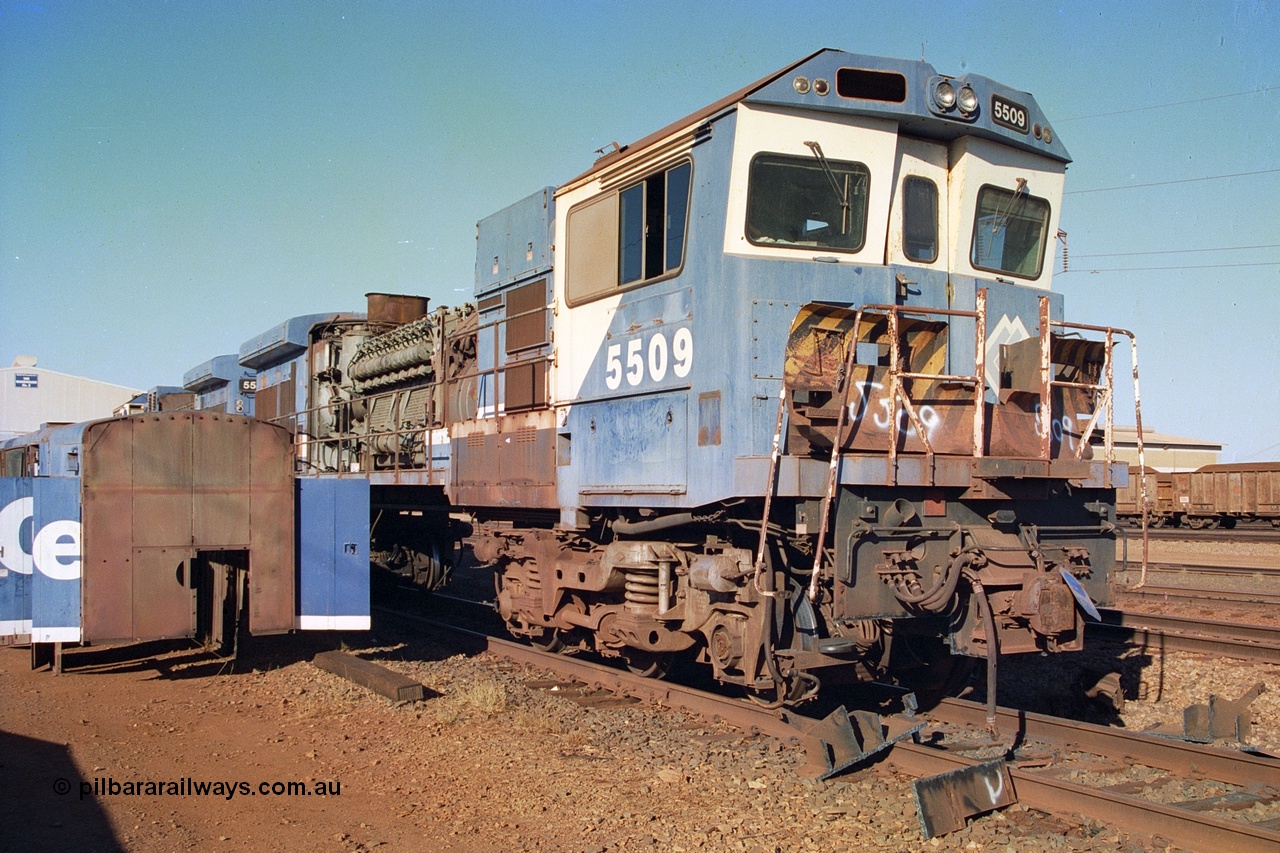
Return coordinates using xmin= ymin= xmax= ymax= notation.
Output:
xmin=957 ymin=85 xmax=978 ymax=115
xmin=793 ymin=76 xmax=811 ymax=95
xmin=933 ymin=80 xmax=956 ymax=109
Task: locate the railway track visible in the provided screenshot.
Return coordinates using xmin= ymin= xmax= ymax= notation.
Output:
xmin=1115 ymin=561 xmax=1280 ymax=580
xmin=1092 ymin=608 xmax=1280 ymax=664
xmin=1116 ymin=583 xmax=1280 ymax=609
xmin=372 ymin=601 xmax=1280 ymax=851
xmin=1134 ymin=526 xmax=1280 ymax=544
xmin=1110 ymin=559 xmax=1280 ymax=634
xmin=903 ymin=698 xmax=1280 ymax=851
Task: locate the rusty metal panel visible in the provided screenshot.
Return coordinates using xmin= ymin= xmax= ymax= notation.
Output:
xmin=913 ymin=759 xmax=1016 ymax=839
xmin=254 ymin=381 xmax=280 ymax=423
xmin=505 ymin=278 xmax=549 ymax=353
xmin=450 ymin=411 xmax=557 ymax=507
xmin=193 ymin=413 xmax=251 ymax=546
xmin=276 ymin=368 xmax=297 ymax=420
xmin=792 ymin=365 xmax=977 ymax=456
xmin=80 ymin=418 xmax=136 ymax=642
xmin=130 ymin=415 xmax=194 ymax=547
xmin=987 ymin=386 xmax=1094 ymax=460
xmin=247 ymin=418 xmax=295 ymax=634
xmin=131 ymin=547 xmax=195 ymax=640
xmin=1261 ymin=469 xmax=1280 ymax=515
xmin=366 ymin=292 xmax=430 ymax=326
xmin=81 ymin=413 xmax=295 ymax=641
xmin=505 ymin=358 xmax=548 ymax=412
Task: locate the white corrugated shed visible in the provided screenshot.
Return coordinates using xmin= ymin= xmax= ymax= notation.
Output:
xmin=0 ymin=357 xmax=140 ymax=439
xmin=1099 ymin=425 xmax=1223 ymax=472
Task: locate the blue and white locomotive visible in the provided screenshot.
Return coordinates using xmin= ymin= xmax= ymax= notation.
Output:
xmin=278 ymin=49 xmax=1134 ymax=704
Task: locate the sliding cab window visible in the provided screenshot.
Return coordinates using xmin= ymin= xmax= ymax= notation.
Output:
xmin=746 ymin=153 xmax=869 ymax=251
xmin=902 ymin=176 xmax=939 ymax=263
xmin=565 ymin=161 xmax=692 ymax=306
xmin=970 ymin=184 xmax=1050 ymax=279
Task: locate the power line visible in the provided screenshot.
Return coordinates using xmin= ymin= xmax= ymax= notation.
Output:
xmin=1065 ymin=168 xmax=1280 ymax=195
xmin=1060 ymin=261 xmax=1280 ymax=273
xmin=1240 ymin=441 xmax=1280 ymax=463
xmin=1057 ymin=85 xmax=1280 ymax=122
xmin=1072 ymin=243 xmax=1280 ymax=259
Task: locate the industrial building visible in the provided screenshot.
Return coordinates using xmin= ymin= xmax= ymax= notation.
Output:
xmin=0 ymin=356 xmax=140 ymax=440
xmin=1102 ymin=425 xmax=1223 ymax=472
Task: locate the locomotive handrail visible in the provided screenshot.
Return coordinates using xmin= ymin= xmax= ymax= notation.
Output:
xmin=854 ymin=290 xmax=989 ymax=474
xmin=1041 ymin=298 xmax=1149 ymax=582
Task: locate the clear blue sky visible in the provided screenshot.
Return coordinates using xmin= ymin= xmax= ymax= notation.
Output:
xmin=2 ymin=1 xmax=1277 ymax=461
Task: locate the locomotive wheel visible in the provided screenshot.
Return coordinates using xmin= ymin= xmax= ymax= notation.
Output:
xmin=412 ymin=539 xmax=450 ymax=591
xmin=622 ymin=649 xmax=672 ymax=679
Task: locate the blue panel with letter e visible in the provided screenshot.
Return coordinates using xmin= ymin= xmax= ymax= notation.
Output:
xmin=0 ymin=477 xmax=34 ymax=639
xmin=30 ymin=477 xmax=82 ymax=643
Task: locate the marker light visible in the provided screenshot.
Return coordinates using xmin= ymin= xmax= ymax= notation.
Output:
xmin=957 ymin=85 xmax=978 ymax=115
xmin=813 ymin=78 xmax=829 ymax=96
xmin=933 ymin=80 xmax=956 ymax=109
xmin=793 ymin=76 xmax=811 ymax=95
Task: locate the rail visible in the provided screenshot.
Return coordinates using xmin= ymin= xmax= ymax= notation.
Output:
xmin=377 ymin=601 xmax=1280 ymax=850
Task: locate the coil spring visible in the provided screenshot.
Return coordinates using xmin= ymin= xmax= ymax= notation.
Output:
xmin=623 ymin=568 xmax=659 ymax=609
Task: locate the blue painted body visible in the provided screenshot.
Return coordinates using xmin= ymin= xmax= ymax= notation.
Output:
xmin=1 ymin=423 xmax=89 ymax=641
xmin=543 ymin=51 xmax=1073 ymax=515
xmin=475 ymin=187 xmax=556 ymax=297
xmin=30 ymin=476 xmax=82 ymax=643
xmin=0 ymin=476 xmax=34 ymax=637
xmin=296 ymin=477 xmax=371 ymax=630
xmin=184 ymin=353 xmax=257 ymax=415
xmin=556 ymin=127 xmax=1063 ymax=512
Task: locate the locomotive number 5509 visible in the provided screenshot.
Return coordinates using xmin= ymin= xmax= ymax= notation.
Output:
xmin=604 ymin=328 xmax=693 ymax=391
xmin=991 ymin=94 xmax=1029 ymax=133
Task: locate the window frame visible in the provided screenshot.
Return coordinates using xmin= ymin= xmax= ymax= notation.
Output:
xmin=902 ymin=175 xmax=940 ymax=264
xmin=564 ymin=159 xmax=693 ymax=308
xmin=744 ymin=151 xmax=871 ymax=254
xmin=968 ymin=183 xmax=1051 ymax=280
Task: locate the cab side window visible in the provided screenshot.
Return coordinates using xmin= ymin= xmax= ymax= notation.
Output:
xmin=566 ymin=160 xmax=692 ymax=306
xmin=902 ymin=176 xmax=939 ymax=263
